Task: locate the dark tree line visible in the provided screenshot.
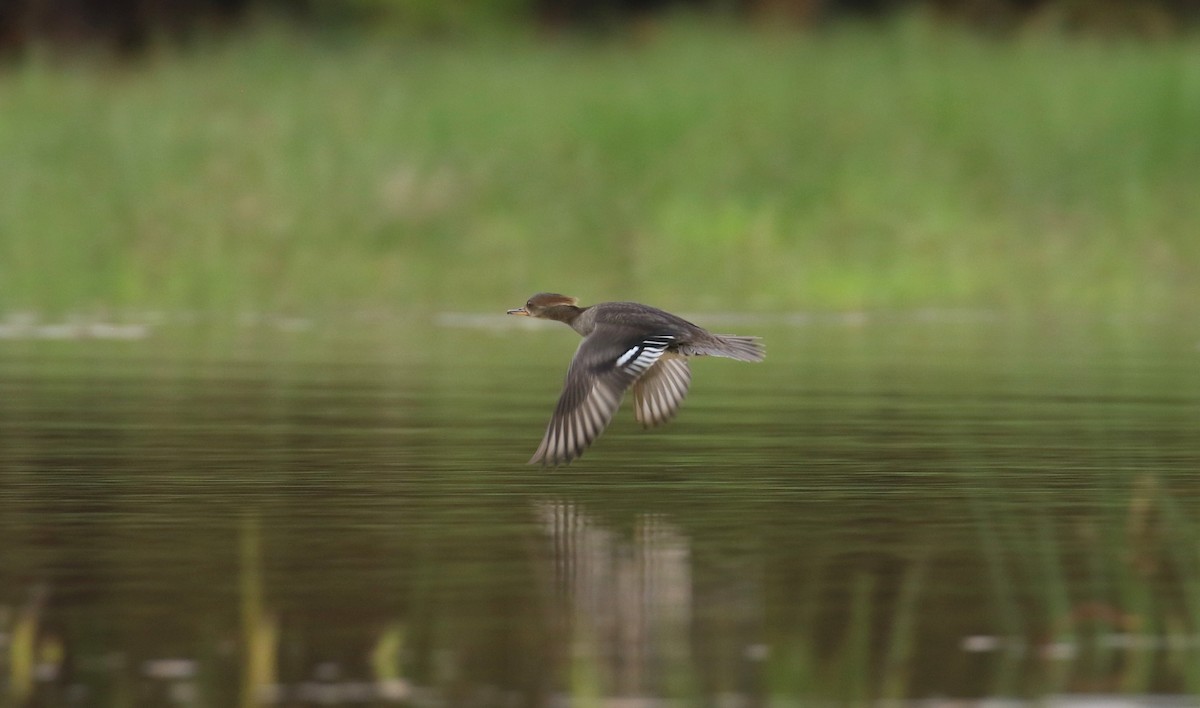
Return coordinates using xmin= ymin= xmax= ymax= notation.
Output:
xmin=2 ymin=0 xmax=1198 ymax=54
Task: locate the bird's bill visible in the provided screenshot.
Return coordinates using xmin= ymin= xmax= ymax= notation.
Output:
xmin=506 ymin=307 xmax=530 ymax=316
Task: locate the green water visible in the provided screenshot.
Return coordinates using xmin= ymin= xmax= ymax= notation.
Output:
xmin=0 ymin=315 xmax=1197 ymax=704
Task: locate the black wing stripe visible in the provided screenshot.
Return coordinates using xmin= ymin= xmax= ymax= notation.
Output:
xmin=615 ymin=335 xmax=674 ymax=376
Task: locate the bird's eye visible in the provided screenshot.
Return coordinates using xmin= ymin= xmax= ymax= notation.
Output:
xmin=526 ymin=301 xmax=534 ymax=309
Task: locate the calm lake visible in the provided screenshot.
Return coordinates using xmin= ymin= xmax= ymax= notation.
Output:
xmin=1 ymin=314 xmax=1198 ymax=706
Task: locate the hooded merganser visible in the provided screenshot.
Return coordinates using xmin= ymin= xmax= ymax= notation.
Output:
xmin=508 ymin=293 xmax=765 ymax=465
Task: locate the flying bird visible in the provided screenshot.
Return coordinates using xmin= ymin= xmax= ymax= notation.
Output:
xmin=508 ymin=293 xmax=764 ymax=465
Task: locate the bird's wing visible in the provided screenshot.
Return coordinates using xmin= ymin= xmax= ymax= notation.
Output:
xmin=530 ymin=328 xmax=675 ymax=466
xmin=633 ymin=358 xmax=691 ymax=429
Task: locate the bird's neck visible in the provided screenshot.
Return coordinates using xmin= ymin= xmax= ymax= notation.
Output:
xmin=543 ymin=304 xmax=584 ymax=325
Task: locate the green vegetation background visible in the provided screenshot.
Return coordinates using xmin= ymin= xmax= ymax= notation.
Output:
xmin=2 ymin=16 xmax=1198 ymax=319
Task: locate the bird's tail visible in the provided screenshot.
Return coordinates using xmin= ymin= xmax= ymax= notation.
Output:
xmin=688 ymin=334 xmax=765 ymax=362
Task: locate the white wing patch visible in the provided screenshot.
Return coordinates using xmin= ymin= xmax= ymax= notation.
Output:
xmin=615 ymin=335 xmax=674 ymax=376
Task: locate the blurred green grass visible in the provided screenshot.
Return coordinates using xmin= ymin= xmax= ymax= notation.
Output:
xmin=1 ymin=16 xmax=1198 ymax=318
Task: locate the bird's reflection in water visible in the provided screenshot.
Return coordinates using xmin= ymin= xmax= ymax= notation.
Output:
xmin=536 ymin=499 xmax=693 ymax=696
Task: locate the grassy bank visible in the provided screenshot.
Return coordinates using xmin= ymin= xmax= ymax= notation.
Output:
xmin=1 ymin=17 xmax=1198 ymax=319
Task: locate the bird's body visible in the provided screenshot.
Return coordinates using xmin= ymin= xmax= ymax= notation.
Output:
xmin=508 ymin=293 xmax=764 ymax=465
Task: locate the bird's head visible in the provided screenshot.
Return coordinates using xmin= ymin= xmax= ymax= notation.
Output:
xmin=507 ymin=293 xmax=580 ymax=319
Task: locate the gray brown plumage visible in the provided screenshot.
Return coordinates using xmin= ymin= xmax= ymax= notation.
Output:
xmin=507 ymin=293 xmax=765 ymax=465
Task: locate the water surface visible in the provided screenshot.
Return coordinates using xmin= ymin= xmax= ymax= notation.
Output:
xmin=0 ymin=315 xmax=1197 ymax=705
